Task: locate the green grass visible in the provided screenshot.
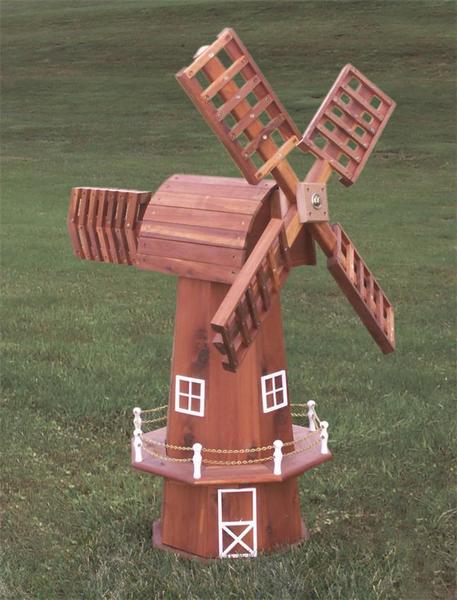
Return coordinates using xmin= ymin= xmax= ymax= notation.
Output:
xmin=1 ymin=1 xmax=456 ymax=598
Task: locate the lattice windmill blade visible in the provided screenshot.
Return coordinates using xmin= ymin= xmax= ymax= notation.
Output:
xmin=67 ymin=187 xmax=151 ymax=265
xmin=298 ymin=64 xmax=396 ymax=186
xmin=175 ymin=27 xmax=302 ymax=191
xmin=211 ymin=217 xmax=292 ymax=371
xmin=295 ymin=64 xmax=396 ymax=352
xmin=327 ymin=223 xmax=395 ymax=353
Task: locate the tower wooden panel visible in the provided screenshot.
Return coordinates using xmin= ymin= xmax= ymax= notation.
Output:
xmin=159 ymin=478 xmax=305 ymax=558
xmin=166 ymin=277 xmax=294 ymax=459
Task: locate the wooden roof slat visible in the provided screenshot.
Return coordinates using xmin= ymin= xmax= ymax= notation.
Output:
xmin=144 ymin=205 xmax=252 ymax=232
xmin=138 ymin=237 xmax=245 ymax=268
xmin=152 ymin=191 xmax=260 ymax=215
xmin=140 ymin=221 xmax=246 ymax=250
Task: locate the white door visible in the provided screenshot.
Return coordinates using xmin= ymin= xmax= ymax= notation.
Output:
xmin=217 ymin=488 xmax=257 ymax=558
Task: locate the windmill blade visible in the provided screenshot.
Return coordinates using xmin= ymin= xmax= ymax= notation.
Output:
xmin=299 ymin=64 xmax=396 ymax=186
xmin=327 ymin=224 xmax=395 ymax=353
xmin=176 ymin=28 xmax=303 ymax=197
xmin=68 ymin=187 xmax=151 ymax=265
xmin=211 ymin=217 xmax=291 ymax=371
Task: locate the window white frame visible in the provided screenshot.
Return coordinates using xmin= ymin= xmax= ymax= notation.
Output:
xmin=174 ymin=375 xmax=205 ymax=417
xmin=260 ymin=369 xmax=288 ymax=413
xmin=217 ymin=488 xmax=257 ymax=558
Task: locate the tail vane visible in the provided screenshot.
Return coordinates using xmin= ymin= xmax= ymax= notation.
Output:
xmin=67 ymin=187 xmax=151 ymax=265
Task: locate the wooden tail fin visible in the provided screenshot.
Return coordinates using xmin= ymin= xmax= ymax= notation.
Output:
xmin=68 ymin=187 xmax=151 ymax=265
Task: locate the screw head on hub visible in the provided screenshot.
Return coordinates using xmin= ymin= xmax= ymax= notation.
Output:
xmin=311 ymin=193 xmax=322 ymax=209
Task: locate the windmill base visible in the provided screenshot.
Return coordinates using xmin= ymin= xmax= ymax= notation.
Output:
xmin=150 ymin=477 xmax=310 ymax=560
xmin=152 ymin=518 xmax=309 ymax=561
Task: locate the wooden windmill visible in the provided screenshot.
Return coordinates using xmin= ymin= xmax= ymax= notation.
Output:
xmin=67 ymin=28 xmax=396 ymax=560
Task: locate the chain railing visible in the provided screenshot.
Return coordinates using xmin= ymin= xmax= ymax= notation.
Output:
xmin=131 ymin=400 xmax=330 ymax=478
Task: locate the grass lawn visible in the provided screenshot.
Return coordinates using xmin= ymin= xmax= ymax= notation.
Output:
xmin=1 ymin=1 xmax=455 ymax=598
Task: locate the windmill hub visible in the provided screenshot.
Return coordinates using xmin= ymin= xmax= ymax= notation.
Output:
xmin=67 ymin=27 xmax=396 ymax=560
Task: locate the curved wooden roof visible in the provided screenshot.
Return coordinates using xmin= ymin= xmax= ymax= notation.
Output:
xmin=137 ymin=174 xmax=277 ymax=284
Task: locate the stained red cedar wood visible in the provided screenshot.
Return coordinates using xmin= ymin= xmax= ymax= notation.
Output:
xmin=67 ymin=188 xmax=84 ymax=258
xmin=202 ymin=55 xmax=248 ymax=100
xmin=211 ymin=219 xmax=283 ymax=327
xmin=327 ymin=223 xmax=395 ymax=353
xmin=138 ymin=237 xmax=245 ymax=268
xmin=140 ymin=221 xmax=246 ymax=249
xmin=161 ymin=480 xmax=211 ymax=557
xmin=86 ymin=189 xmax=101 ymax=261
xmin=183 ymin=28 xmax=233 ymax=77
xmin=165 ymin=279 xmax=293 ymax=457
xmin=114 ymin=191 xmax=129 ymax=264
xmin=315 ymin=122 xmax=361 ymax=163
xmin=301 ymin=64 xmax=395 ymax=186
xmin=229 ymin=95 xmax=274 ymax=139
xmin=96 ymin=189 xmax=112 ymax=262
xmin=165 ymin=173 xmax=273 ymax=189
xmin=144 ymin=205 xmax=252 ymax=232
xmin=104 ymin=191 xmax=120 ymax=263
xmin=125 ymin=192 xmax=141 ymax=261
xmin=341 ymin=84 xmax=383 ymax=119
xmin=216 ymin=75 xmax=261 ymax=121
xmin=78 ymin=188 xmax=94 ymax=260
xmin=333 ymin=96 xmax=376 ymax=134
xmin=254 ymin=136 xmax=299 ymax=180
xmin=159 ymin=179 xmax=272 ymax=200
xmin=200 ymin=47 xmax=300 ymax=201
xmin=243 ymin=114 xmax=286 ymax=157
xmin=223 ymin=31 xmax=301 ymax=139
xmin=323 ymin=108 xmax=369 ymax=149
xmin=175 ymin=72 xmax=259 ymax=184
xmin=136 ymin=254 xmax=238 ymax=284
xmin=153 ymin=191 xmax=260 ymax=215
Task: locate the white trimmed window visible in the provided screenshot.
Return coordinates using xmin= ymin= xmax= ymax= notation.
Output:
xmin=175 ymin=375 xmax=205 ymax=417
xmin=260 ymin=369 xmax=288 ymax=413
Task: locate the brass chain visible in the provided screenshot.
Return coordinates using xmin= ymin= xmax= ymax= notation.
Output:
xmin=142 ymin=437 xmax=191 ymax=452
xmin=203 ymin=456 xmax=272 ymax=466
xmin=137 ymin=402 xmax=323 ymax=464
xmin=139 ymin=430 xmax=322 ymax=464
xmin=202 ymin=444 xmax=273 ymax=454
xmin=142 ymin=415 xmax=167 ymax=425
xmin=285 ymin=436 xmax=321 ymax=456
xmin=142 ymin=440 xmax=192 ymax=463
xmin=139 ymin=405 xmax=168 ymax=414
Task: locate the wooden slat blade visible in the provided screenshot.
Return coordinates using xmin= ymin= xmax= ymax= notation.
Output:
xmin=327 ymin=223 xmax=395 ymax=353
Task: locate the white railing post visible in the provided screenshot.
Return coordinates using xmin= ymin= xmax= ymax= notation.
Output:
xmin=133 ymin=407 xmax=142 ymax=431
xmin=192 ymin=442 xmax=203 ymax=480
xmin=320 ymin=421 xmax=329 ymax=454
xmin=307 ymin=400 xmax=316 ymax=431
xmin=273 ymin=440 xmax=284 ymax=475
xmin=134 ymin=428 xmax=143 ymax=463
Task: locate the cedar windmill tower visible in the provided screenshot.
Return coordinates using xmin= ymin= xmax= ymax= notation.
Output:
xmin=68 ymin=28 xmax=396 ymax=560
